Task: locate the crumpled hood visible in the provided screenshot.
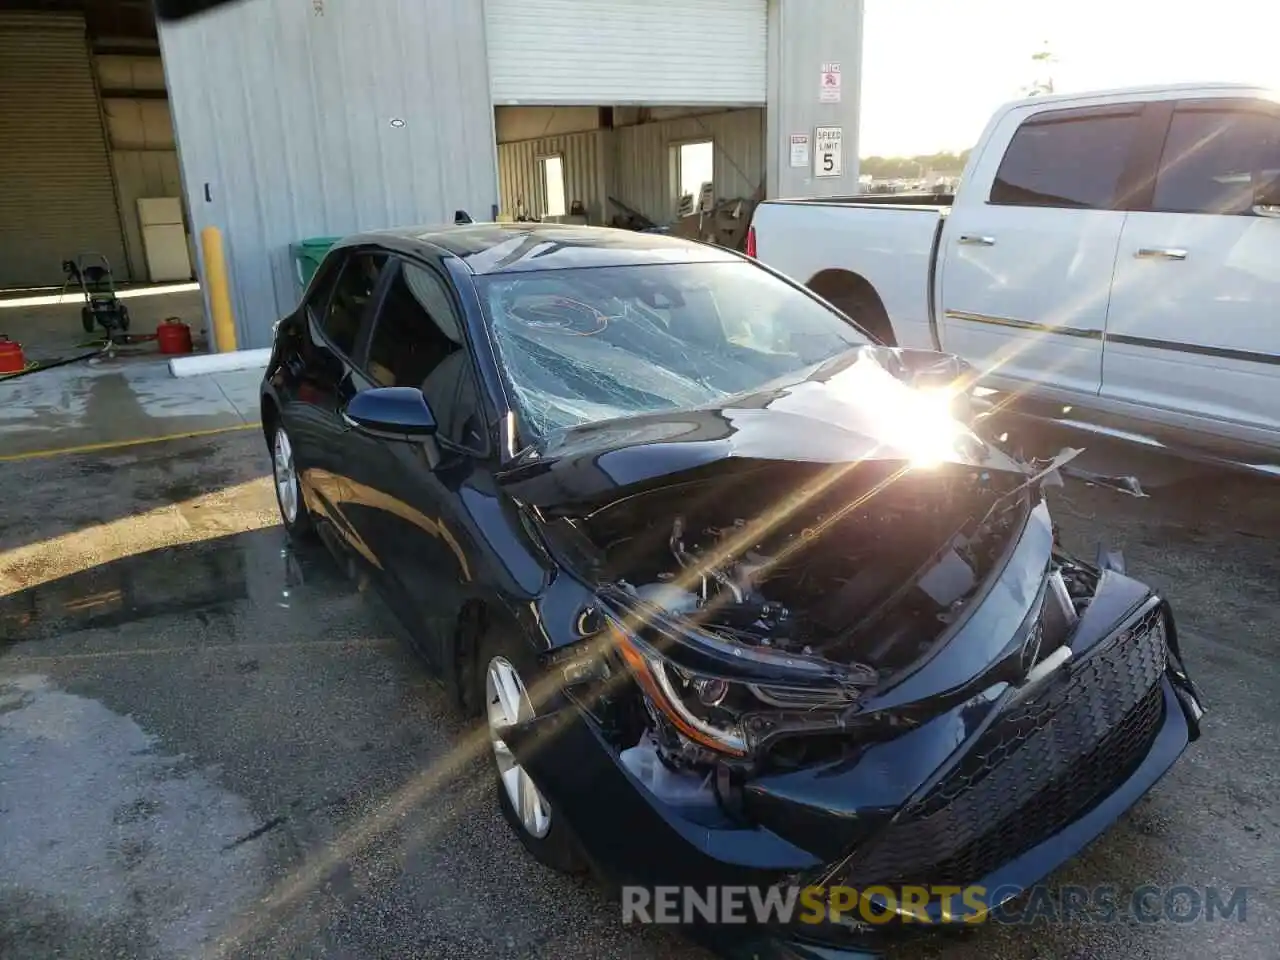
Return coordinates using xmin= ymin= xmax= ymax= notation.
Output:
xmin=499 ymin=345 xmax=1026 ymax=514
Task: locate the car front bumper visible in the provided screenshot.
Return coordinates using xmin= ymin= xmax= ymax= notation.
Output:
xmin=508 ymin=583 xmax=1204 ymax=959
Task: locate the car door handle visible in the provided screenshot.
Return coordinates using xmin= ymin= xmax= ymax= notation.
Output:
xmin=958 ymin=235 xmax=996 ymax=246
xmin=1135 ymin=247 xmax=1187 ymax=260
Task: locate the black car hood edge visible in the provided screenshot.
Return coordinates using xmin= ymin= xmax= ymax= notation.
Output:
xmin=498 ymin=345 xmax=1027 ymax=515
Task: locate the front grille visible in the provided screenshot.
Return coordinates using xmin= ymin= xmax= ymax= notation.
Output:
xmin=845 ymin=604 xmax=1168 ymax=886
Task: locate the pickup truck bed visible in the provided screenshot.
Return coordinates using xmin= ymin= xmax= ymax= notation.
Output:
xmin=751 ymin=198 xmax=951 ymax=351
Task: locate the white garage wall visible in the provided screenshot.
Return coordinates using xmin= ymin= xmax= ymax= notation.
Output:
xmin=485 ymin=0 xmax=767 ymax=106
xmin=496 ymin=131 xmax=607 ymax=224
xmin=611 ymin=108 xmax=765 ymax=224
xmin=158 ymin=0 xmax=498 ymax=349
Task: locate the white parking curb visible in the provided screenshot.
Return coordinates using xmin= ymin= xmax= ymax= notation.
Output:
xmin=168 ymin=348 xmax=272 ymax=378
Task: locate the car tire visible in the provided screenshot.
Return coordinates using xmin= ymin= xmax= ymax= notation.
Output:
xmin=270 ymin=421 xmax=315 ymax=541
xmin=479 ymin=639 xmax=586 ymax=875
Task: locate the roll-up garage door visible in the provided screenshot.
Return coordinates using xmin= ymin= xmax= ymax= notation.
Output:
xmin=0 ymin=13 xmax=125 ymax=288
xmin=485 ymin=0 xmax=766 ymax=106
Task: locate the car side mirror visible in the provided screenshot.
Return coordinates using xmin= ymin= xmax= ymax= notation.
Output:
xmin=343 ymin=387 xmax=439 ymax=441
xmin=1252 ymin=172 xmax=1280 ymax=217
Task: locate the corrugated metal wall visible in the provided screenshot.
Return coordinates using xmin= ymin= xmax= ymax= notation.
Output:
xmin=0 ymin=12 xmax=126 ymax=288
xmin=766 ymin=0 xmax=864 ymax=197
xmin=98 ymin=53 xmax=183 ymax=282
xmin=612 ymin=108 xmax=766 ymax=224
xmin=157 ymin=0 xmax=497 ymax=349
xmin=496 ymin=131 xmax=606 ymax=223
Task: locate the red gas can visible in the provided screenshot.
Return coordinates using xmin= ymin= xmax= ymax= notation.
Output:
xmin=156 ymin=319 xmax=193 ymax=355
xmin=0 ymin=336 xmax=25 ymax=374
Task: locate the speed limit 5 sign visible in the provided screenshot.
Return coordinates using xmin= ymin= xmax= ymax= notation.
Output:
xmin=813 ymin=126 xmax=842 ymax=178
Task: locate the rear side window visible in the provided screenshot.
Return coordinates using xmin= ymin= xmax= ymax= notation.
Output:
xmin=989 ymin=106 xmax=1141 ymax=210
xmin=303 ymin=257 xmax=342 ymax=321
xmin=1152 ymin=104 xmax=1280 ymax=215
xmin=321 ymin=252 xmax=387 ymax=355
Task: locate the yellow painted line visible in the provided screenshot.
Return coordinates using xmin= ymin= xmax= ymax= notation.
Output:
xmin=0 ymin=421 xmax=262 ymax=463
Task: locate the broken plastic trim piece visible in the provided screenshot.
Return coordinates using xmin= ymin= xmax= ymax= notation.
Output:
xmin=1061 ymin=465 xmax=1148 ymax=498
xmin=1016 ymin=645 xmax=1073 ymax=698
xmin=1096 ymin=544 xmax=1127 ymax=575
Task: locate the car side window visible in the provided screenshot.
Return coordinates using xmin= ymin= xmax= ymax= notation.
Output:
xmin=989 ymin=105 xmax=1142 ymax=210
xmin=364 ymin=260 xmax=486 ymax=451
xmin=1151 ymin=104 xmax=1280 ymax=215
xmin=320 ymin=252 xmax=387 ymax=356
xmin=303 ymin=256 xmax=342 ymax=321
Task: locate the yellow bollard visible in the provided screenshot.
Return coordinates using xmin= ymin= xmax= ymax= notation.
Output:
xmin=200 ymin=225 xmax=238 ymax=353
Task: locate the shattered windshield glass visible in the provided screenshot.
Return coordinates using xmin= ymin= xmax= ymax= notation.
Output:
xmin=475 ymin=261 xmax=871 ymax=442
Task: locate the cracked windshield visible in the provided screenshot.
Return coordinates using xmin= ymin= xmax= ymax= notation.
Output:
xmin=477 ymin=262 xmax=870 ymax=439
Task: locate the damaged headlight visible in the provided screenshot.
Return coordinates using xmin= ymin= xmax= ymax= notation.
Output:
xmin=610 ymin=623 xmax=854 ymax=759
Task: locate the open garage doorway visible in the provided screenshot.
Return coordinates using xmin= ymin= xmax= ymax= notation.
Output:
xmin=486 ymin=0 xmax=767 ymax=247
xmin=0 ymin=1 xmax=199 ymax=355
xmin=493 ymin=105 xmax=766 ymax=247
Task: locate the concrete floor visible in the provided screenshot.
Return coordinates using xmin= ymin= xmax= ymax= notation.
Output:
xmin=0 ymin=282 xmax=252 ymax=459
xmin=0 ymin=355 xmax=262 ymax=459
xmin=0 ymin=428 xmax=1277 ymax=959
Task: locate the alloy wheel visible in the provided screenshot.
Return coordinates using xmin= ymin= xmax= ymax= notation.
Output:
xmin=273 ymin=427 xmax=299 ymax=524
xmin=485 ymin=657 xmax=552 ymax=839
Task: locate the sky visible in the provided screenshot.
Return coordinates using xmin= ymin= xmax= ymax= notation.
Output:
xmin=858 ymin=0 xmax=1280 ymax=157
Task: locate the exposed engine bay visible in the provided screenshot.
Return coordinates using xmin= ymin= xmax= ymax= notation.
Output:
xmin=557 ymin=459 xmax=1114 ymax=781
xmin=595 ymin=463 xmax=1032 ymax=681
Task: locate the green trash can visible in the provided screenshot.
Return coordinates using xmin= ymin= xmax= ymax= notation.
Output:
xmin=290 ymin=236 xmax=340 ymax=294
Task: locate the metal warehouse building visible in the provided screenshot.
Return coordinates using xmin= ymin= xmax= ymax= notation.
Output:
xmin=0 ymin=0 xmax=864 ymax=349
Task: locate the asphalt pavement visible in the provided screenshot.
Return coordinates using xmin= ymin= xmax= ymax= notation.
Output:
xmin=1 ymin=428 xmax=1276 ymax=959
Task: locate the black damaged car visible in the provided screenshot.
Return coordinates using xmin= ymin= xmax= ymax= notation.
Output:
xmin=261 ymin=223 xmax=1204 ymax=959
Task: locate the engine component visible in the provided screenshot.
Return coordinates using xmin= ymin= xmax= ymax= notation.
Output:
xmin=595 ymin=463 xmax=1030 ymax=675
xmin=915 ymin=546 xmax=977 ymax=607
xmin=632 ymin=582 xmax=700 ymax=616
xmin=670 ymin=515 xmax=744 ymax=604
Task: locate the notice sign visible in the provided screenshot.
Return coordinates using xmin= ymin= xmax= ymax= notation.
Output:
xmin=789 ymin=134 xmax=810 ymax=168
xmin=820 ymin=62 xmax=842 ymax=103
xmin=814 ymin=126 xmax=843 ymax=178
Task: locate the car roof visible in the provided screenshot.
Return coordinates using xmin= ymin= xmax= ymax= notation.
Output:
xmin=332 ymin=222 xmax=741 ymax=275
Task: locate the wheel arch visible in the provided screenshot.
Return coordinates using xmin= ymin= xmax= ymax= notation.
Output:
xmin=260 ymin=392 xmax=280 ymax=448
xmin=806 ymin=268 xmax=897 ymax=346
xmin=449 ymin=597 xmax=493 ymax=717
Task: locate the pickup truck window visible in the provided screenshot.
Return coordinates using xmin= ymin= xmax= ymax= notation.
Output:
xmin=1152 ymin=104 xmax=1280 ymax=215
xmin=989 ymin=106 xmax=1141 ymax=210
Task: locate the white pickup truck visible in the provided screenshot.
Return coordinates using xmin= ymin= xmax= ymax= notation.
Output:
xmin=749 ymin=82 xmax=1280 ymax=468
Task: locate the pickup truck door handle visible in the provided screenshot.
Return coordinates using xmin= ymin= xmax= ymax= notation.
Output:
xmin=1135 ymin=247 xmax=1187 ymax=260
xmin=958 ymin=235 xmax=996 ymax=246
